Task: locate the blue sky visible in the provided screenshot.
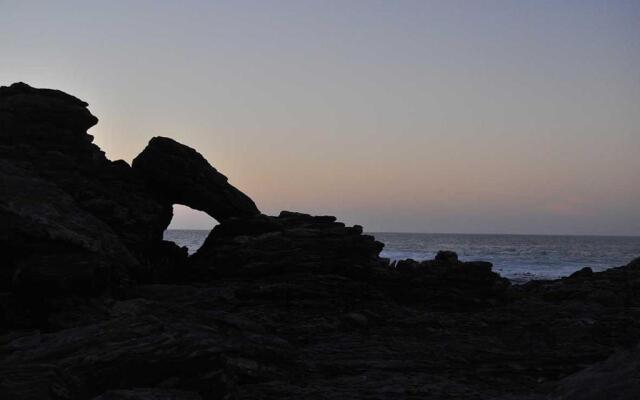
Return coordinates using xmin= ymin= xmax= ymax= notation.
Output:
xmin=1 ymin=1 xmax=639 ymax=234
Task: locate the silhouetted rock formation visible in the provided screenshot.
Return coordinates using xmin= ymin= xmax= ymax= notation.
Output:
xmin=1 ymin=83 xmax=639 ymax=400
xmin=0 ymin=82 xmax=171 ymax=297
xmin=132 ymin=136 xmax=260 ymax=222
xmin=190 ymin=211 xmax=385 ymax=278
xmin=386 ymin=252 xmax=510 ymax=308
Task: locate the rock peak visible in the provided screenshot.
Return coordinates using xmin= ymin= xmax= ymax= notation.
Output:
xmin=1 ymin=81 xmax=91 ymax=108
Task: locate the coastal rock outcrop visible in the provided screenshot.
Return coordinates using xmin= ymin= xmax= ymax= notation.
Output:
xmin=132 ymin=136 xmax=260 ymax=222
xmin=1 ymin=83 xmax=639 ymax=399
xmin=0 ymin=83 xmax=172 ymax=259
xmin=385 ymin=251 xmax=511 ymax=308
xmin=190 ymin=211 xmax=385 ymax=278
xmin=0 ymin=83 xmax=172 ymax=300
xmin=519 ymin=257 xmax=640 ymax=308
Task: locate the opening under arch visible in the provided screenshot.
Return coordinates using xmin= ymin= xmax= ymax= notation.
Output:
xmin=163 ymin=204 xmax=218 ymax=254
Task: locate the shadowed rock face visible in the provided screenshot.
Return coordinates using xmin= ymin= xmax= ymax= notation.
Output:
xmin=190 ymin=211 xmax=385 ymax=278
xmin=0 ymin=83 xmax=202 ymax=296
xmin=0 ymin=159 xmax=137 ymax=295
xmin=0 ymin=82 xmax=173 ymax=255
xmin=0 ymin=83 xmax=174 ymax=295
xmin=132 ymin=136 xmax=260 ymax=222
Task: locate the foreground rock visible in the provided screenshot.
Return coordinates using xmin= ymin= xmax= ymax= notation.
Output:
xmin=2 ymin=258 xmax=640 ymax=399
xmin=133 ymin=137 xmax=259 ymax=222
xmin=551 ymin=343 xmax=640 ymax=399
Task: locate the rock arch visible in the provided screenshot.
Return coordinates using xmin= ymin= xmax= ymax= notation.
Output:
xmin=132 ymin=137 xmax=260 ymax=222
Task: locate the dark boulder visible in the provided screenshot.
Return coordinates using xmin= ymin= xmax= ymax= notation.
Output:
xmin=567 ymin=266 xmax=594 ymax=280
xmin=132 ymin=136 xmax=260 ymax=222
xmin=521 ymin=257 xmax=640 ymax=308
xmin=190 ymin=211 xmax=384 ymax=278
xmin=435 ymin=250 xmax=459 ymax=263
xmin=386 ymin=252 xmax=510 ymax=308
xmin=552 ymin=344 xmax=640 ymax=400
xmin=144 ymin=240 xmax=190 ymax=283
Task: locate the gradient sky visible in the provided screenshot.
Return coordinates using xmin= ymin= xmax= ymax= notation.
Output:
xmin=2 ymin=0 xmax=639 ymax=235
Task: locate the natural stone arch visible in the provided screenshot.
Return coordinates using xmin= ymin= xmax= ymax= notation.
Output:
xmin=132 ymin=136 xmax=260 ymax=222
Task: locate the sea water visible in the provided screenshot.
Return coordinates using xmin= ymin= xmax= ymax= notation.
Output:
xmin=164 ymin=230 xmax=640 ymax=282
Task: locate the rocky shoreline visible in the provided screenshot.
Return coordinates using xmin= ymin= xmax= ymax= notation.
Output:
xmin=1 ymin=83 xmax=639 ymax=399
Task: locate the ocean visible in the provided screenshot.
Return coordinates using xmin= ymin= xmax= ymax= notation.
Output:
xmin=164 ymin=230 xmax=640 ymax=282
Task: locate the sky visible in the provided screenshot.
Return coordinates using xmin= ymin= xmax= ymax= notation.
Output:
xmin=1 ymin=0 xmax=639 ymax=235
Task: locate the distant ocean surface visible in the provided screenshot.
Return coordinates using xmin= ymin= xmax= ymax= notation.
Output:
xmin=164 ymin=230 xmax=640 ymax=282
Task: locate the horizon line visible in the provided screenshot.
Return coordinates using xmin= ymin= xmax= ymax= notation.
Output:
xmin=166 ymin=228 xmax=640 ymax=238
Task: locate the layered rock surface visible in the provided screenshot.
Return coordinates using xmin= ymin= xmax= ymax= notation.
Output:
xmin=190 ymin=211 xmax=385 ymax=278
xmin=2 ymin=259 xmax=640 ymax=399
xmin=0 ymin=159 xmax=136 ymax=295
xmin=1 ymin=83 xmax=639 ymax=399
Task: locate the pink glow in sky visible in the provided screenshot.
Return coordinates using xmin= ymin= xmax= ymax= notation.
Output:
xmin=2 ymin=1 xmax=639 ymax=235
